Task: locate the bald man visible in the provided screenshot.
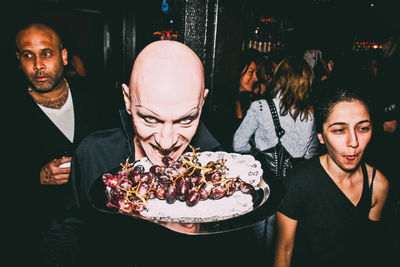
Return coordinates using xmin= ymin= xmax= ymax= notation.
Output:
xmin=44 ymin=40 xmax=222 ymax=266
xmin=121 ymin=40 xmax=211 ymax=166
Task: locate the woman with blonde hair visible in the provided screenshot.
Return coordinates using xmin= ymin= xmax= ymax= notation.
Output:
xmin=233 ymin=57 xmax=318 ymax=262
xmin=233 ymin=56 xmax=318 ymax=160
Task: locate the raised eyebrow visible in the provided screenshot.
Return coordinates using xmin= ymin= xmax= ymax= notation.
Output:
xmin=136 ymin=110 xmax=163 ymax=123
xmin=173 ymin=109 xmax=200 ymax=123
xmin=135 ymin=105 xmax=199 ymax=123
xmin=134 ymin=105 xmax=161 ymax=117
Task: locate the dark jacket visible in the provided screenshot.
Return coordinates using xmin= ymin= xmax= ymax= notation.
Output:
xmin=9 ymin=76 xmax=117 ymax=266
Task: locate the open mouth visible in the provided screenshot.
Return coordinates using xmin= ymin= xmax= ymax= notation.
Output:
xmin=344 ymin=154 xmax=357 ymax=160
xmin=151 ymin=145 xmax=180 ymax=159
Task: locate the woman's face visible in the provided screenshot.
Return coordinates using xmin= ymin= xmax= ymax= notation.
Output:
xmin=239 ymin=61 xmax=258 ymax=92
xmin=318 ymin=100 xmax=372 ymax=172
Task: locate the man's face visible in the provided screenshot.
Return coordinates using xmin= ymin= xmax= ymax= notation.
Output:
xmin=16 ymin=27 xmax=67 ymax=92
xmin=124 ymin=57 xmax=208 ymax=166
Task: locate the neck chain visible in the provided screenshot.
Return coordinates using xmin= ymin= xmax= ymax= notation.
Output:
xmin=28 ymin=79 xmax=70 ymax=109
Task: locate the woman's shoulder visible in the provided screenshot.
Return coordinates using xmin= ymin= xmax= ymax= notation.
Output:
xmin=365 ymin=164 xmax=389 ymax=196
xmin=249 ymin=98 xmax=268 ymax=111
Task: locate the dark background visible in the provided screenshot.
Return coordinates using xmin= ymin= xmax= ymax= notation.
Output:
xmin=7 ymin=0 xmax=399 ymax=151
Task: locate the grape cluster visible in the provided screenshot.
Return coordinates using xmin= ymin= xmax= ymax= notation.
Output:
xmin=102 ymin=147 xmax=256 ymax=215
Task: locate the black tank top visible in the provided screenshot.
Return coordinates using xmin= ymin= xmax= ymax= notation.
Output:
xmin=280 ymin=158 xmax=374 ymax=267
xmin=357 ymin=162 xmax=373 ymax=216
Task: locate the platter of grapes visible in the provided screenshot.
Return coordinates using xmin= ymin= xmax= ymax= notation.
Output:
xmin=96 ymin=146 xmax=271 ymax=230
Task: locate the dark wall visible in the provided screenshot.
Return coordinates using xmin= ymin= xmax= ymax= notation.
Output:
xmin=9 ymin=0 xmax=399 ymax=150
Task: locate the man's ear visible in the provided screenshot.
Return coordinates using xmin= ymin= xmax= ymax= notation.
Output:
xmin=203 ymin=88 xmax=209 ymax=101
xmin=121 ymin=83 xmax=132 ymax=115
xmin=61 ymin=48 xmax=68 ymax=66
xmin=318 ymin=133 xmax=325 ymax=144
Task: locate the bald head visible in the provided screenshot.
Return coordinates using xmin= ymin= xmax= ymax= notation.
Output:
xmin=129 ymin=40 xmax=205 ymax=103
xmin=122 ymin=40 xmax=209 ymax=166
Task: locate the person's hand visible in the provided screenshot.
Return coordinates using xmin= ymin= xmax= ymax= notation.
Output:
xmin=158 ymin=222 xmax=200 ymax=234
xmin=40 ymin=157 xmax=72 ymax=185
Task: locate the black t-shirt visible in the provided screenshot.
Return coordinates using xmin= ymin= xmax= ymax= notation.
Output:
xmin=279 ymin=157 xmax=372 ymax=267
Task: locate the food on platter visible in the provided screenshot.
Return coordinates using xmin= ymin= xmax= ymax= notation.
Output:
xmin=102 ymin=146 xmax=263 ymax=222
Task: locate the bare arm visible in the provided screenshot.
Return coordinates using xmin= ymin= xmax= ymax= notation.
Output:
xmin=369 ymin=169 xmax=389 ymax=221
xmin=273 ymin=212 xmax=298 ymax=267
xmin=232 ymin=101 xmax=260 ymax=153
xmin=236 ymin=99 xmax=243 ymax=119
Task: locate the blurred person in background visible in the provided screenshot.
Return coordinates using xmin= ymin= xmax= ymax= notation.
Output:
xmin=233 ymin=56 xmax=318 ymax=265
xmin=235 ymin=49 xmax=268 ymax=126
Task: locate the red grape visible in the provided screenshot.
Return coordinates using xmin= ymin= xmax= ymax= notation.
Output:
xmin=110 ymin=187 xmax=125 ymax=205
xmin=131 ymin=198 xmax=145 ymax=212
xmin=240 ymin=182 xmax=255 ymax=194
xmin=162 ymin=156 xmax=174 ymax=166
xmin=102 ymin=173 xmax=119 ymax=188
xmin=128 ymin=171 xmax=141 ymax=184
xmin=133 ymin=164 xmax=145 ymax=174
xmin=165 ymin=184 xmax=178 ymax=204
xmin=156 ymin=184 xmax=167 ymax=200
xmin=164 ymin=166 xmax=178 ymax=177
xmin=186 ymin=190 xmax=200 ymax=207
xmin=136 ymin=183 xmax=149 ymax=197
xmin=205 ymin=171 xmax=222 ymax=183
xmin=140 ymin=172 xmax=152 ymax=183
xmin=176 ymin=177 xmax=189 ymax=201
xmin=198 ymin=188 xmax=209 ymax=200
xmin=149 ymin=165 xmax=162 ymax=176
xmin=209 ymin=185 xmax=225 ymax=200
xmin=119 ymin=177 xmax=132 ymax=190
xmin=119 ymin=199 xmax=133 ymax=213
xmin=158 ymin=174 xmax=172 ymax=184
xmin=117 ymin=170 xmax=128 ymax=179
xmin=225 ymin=180 xmax=236 ymax=196
xmin=190 ymin=176 xmax=202 ymax=187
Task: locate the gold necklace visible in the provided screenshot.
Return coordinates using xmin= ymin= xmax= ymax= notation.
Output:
xmin=28 ymin=79 xmax=70 ymax=109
